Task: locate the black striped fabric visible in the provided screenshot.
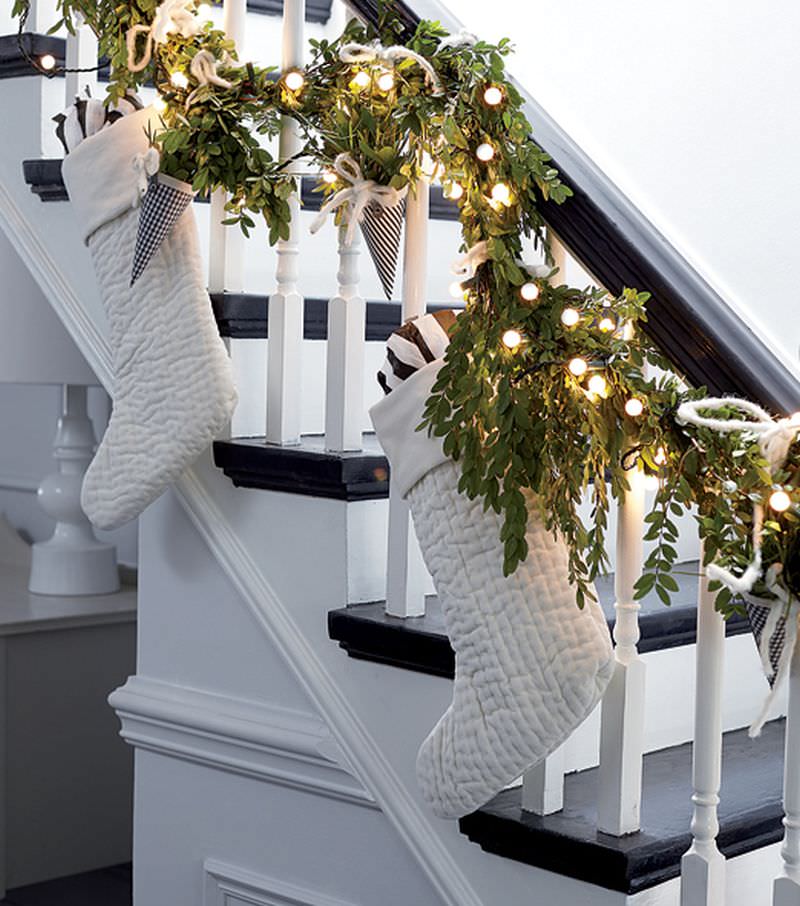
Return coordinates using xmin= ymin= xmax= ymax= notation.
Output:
xmin=360 ymin=198 xmax=405 ymax=300
xmin=131 ymin=176 xmax=193 ymax=286
xmin=54 ymin=91 xmax=143 ymax=155
xmin=378 ymin=309 xmax=457 ymax=394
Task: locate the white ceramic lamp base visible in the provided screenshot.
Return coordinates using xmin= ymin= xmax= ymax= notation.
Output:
xmin=28 ymin=385 xmax=119 ymax=597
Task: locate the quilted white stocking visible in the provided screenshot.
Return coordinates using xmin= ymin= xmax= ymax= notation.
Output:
xmin=372 ymin=361 xmax=614 ymax=819
xmin=62 ymin=108 xmax=237 ymax=531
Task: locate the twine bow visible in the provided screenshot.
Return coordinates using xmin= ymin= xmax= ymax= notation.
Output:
xmin=677 ymin=397 xmax=800 ymax=735
xmin=126 ymin=0 xmax=203 ymax=73
xmin=132 ymin=147 xmax=160 ymax=207
xmin=309 ymin=153 xmax=408 ymax=246
xmin=451 ymin=241 xmax=489 ymax=279
xmin=186 ymin=50 xmax=232 ymax=105
xmin=339 ymin=41 xmax=443 ymax=95
xmin=437 ymin=29 xmax=479 ymax=50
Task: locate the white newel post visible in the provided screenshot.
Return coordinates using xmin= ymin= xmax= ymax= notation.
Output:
xmin=64 ymin=15 xmax=97 ymax=103
xmin=680 ymin=547 xmax=726 ymax=905
xmin=597 ymin=465 xmax=646 ymax=835
xmin=266 ymin=0 xmax=305 ymax=445
xmin=325 ymin=226 xmax=365 ymax=452
xmin=384 ymin=178 xmax=429 ymax=618
xmin=28 ymin=385 xmax=119 ymax=596
xmin=774 ymin=639 xmax=800 ymax=906
xmin=208 ymin=0 xmax=247 ymax=297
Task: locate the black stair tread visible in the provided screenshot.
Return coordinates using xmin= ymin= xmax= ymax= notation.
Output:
xmin=2 ymin=863 xmax=132 ymax=906
xmin=460 ymin=719 xmax=784 ymax=894
xmin=328 ymin=560 xmax=751 ymax=676
xmin=213 ymin=434 xmax=389 ymax=501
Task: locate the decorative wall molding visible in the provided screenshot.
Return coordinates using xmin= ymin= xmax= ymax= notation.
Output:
xmin=109 ymin=676 xmax=376 ymax=809
xmin=204 ymin=859 xmax=357 ymax=906
xmin=0 ymin=472 xmax=38 ymax=493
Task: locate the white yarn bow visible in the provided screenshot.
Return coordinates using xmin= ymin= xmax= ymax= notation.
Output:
xmin=451 ymin=241 xmax=489 ymax=279
xmin=309 ymin=153 xmax=408 ymax=246
xmin=126 ymin=0 xmax=203 ymax=73
xmin=131 ymin=147 xmax=161 ymax=207
xmin=677 ymin=397 xmax=800 ymax=735
xmin=339 ymin=41 xmax=443 ymax=95
xmin=186 ymin=50 xmax=232 ymax=105
xmin=437 ymin=29 xmax=479 ymax=50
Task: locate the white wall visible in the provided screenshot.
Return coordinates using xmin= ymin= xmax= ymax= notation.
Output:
xmin=445 ymin=0 xmax=800 ymax=382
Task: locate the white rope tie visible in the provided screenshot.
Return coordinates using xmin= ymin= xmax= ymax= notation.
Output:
xmin=309 ymin=153 xmax=408 ymax=246
xmin=131 ymin=147 xmax=160 ymax=207
xmin=339 ymin=41 xmax=443 ymax=95
xmin=186 ymin=50 xmax=232 ymax=105
xmin=451 ymin=241 xmax=489 ymax=279
xmin=677 ymin=397 xmax=800 ymax=735
xmin=126 ymin=0 xmax=203 ymax=73
xmin=437 ymin=29 xmax=479 ymax=50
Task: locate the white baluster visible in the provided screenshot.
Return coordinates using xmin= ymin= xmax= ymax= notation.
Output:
xmin=774 ymin=640 xmax=800 ymax=905
xmin=385 ymin=178 xmax=429 ymax=618
xmin=325 ymin=225 xmax=365 ymax=452
xmin=208 ymin=0 xmax=246 ymax=296
xmin=266 ymin=0 xmax=305 ymax=446
xmin=680 ymin=547 xmax=726 ymax=905
xmin=64 ymin=13 xmax=97 ymax=103
xmin=522 ymin=744 xmax=566 ymax=815
xmin=597 ymin=464 xmax=646 ymax=835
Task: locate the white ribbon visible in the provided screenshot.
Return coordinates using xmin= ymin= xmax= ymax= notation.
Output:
xmin=451 ymin=241 xmax=489 ymax=279
xmin=126 ymin=0 xmax=203 ymax=73
xmin=131 ymin=147 xmax=161 ymax=207
xmin=309 ymin=153 xmax=408 ymax=246
xmin=677 ymin=397 xmax=800 ymax=735
xmin=437 ymin=29 xmax=479 ymax=50
xmin=186 ymin=50 xmax=232 ymax=105
xmin=339 ymin=41 xmax=443 ymax=95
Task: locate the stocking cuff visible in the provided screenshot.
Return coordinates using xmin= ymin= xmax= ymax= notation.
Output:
xmin=370 ymin=360 xmax=448 ymax=498
xmin=62 ymin=106 xmax=161 ymax=245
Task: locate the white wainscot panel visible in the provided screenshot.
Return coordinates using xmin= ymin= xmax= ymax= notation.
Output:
xmin=204 ymin=860 xmax=360 ymax=906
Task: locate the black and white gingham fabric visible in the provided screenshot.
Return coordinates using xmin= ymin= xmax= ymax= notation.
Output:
xmin=360 ymin=197 xmax=405 ymax=300
xmin=745 ymin=598 xmax=788 ymax=687
xmin=54 ymin=91 xmax=143 ymax=155
xmin=130 ymin=176 xmax=194 ymax=286
xmin=378 ymin=309 xmax=457 ymax=394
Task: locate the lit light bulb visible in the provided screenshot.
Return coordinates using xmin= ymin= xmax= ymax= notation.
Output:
xmin=588 ymin=374 xmax=607 ymax=396
xmin=644 ymin=474 xmax=661 ymax=491
xmin=449 ymin=281 xmax=465 ymax=299
xmin=196 ymin=2 xmax=213 ymax=20
xmin=770 ymin=490 xmax=793 ymax=513
xmin=502 ymin=329 xmax=522 ymax=350
xmin=39 ymin=53 xmax=56 ymax=71
xmin=598 ymin=317 xmax=615 ymax=332
xmin=520 ymin=282 xmax=540 ymax=302
xmin=560 ymin=308 xmax=580 ymax=327
xmin=377 ymin=71 xmax=395 ymax=92
xmin=654 ymin=447 xmax=667 ymax=466
xmin=568 ymin=357 xmax=588 ymax=377
xmin=170 ymin=70 xmax=189 ymax=89
xmin=352 ymin=70 xmax=371 ymax=89
xmin=625 ymin=398 xmax=644 ymax=417
xmin=445 ymin=182 xmax=464 ymax=201
xmin=322 ymin=170 xmax=338 ymax=184
xmin=284 ymin=70 xmax=305 ymax=92
xmin=483 ymin=85 xmax=504 ymax=106
xmin=491 ymin=183 xmax=511 ymax=205
xmin=476 ymin=142 xmax=495 ymax=162
xmin=153 ymin=95 xmax=168 ymax=114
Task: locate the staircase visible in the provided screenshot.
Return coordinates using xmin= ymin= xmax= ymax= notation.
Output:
xmin=2 ymin=1 xmax=799 ymax=904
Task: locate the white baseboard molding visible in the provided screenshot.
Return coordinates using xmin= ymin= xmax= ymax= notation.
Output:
xmin=109 ymin=676 xmax=377 ymax=809
xmin=204 ymin=859 xmax=359 ymax=906
xmin=0 ymin=473 xmax=39 ymax=493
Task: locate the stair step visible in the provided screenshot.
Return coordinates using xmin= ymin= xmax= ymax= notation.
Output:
xmin=459 ymin=718 xmax=784 ymax=894
xmin=213 ymin=434 xmax=389 ymax=500
xmin=328 ymin=561 xmax=750 ymax=676
xmin=0 ymin=34 xmax=65 ymax=80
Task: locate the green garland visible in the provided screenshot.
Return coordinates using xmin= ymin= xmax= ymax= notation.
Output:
xmin=12 ymin=0 xmax=800 ymax=615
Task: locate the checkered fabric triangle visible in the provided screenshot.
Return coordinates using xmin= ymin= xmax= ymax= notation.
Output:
xmin=130 ymin=175 xmax=194 ymax=286
xmin=360 ymin=197 xmax=405 ymax=300
xmin=745 ymin=597 xmax=787 ymax=687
